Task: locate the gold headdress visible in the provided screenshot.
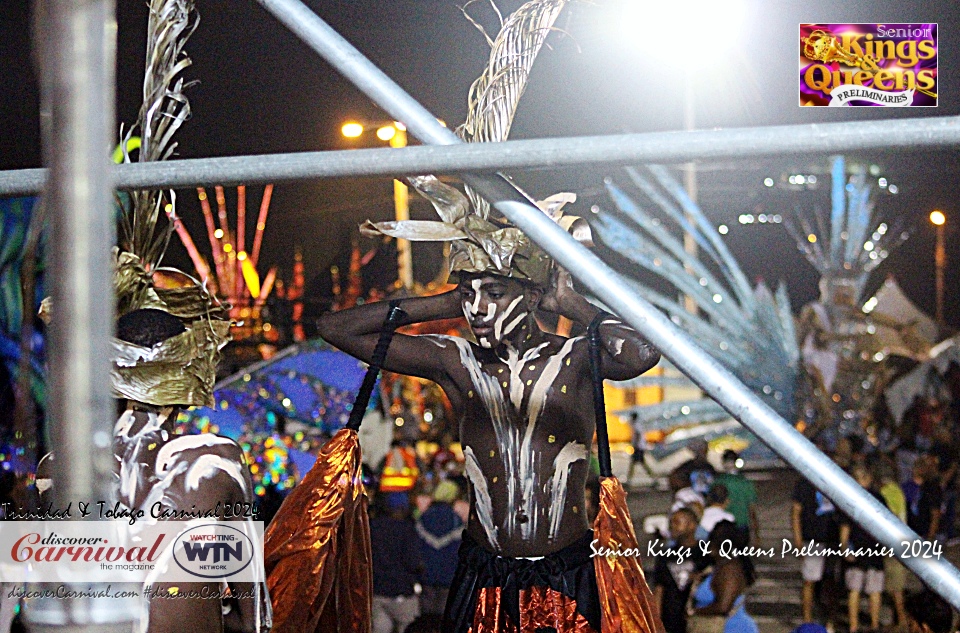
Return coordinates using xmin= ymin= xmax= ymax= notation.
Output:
xmin=113 ymin=0 xmax=230 ymax=407
xmin=39 ymin=0 xmax=229 ymax=406
xmin=360 ymin=0 xmax=591 ymax=286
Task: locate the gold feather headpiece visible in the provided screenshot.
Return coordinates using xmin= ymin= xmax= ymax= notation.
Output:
xmin=110 ymin=0 xmax=230 ymax=407
xmin=360 ymin=0 xmax=591 ymax=286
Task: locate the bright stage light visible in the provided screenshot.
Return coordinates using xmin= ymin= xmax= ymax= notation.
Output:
xmin=341 ymin=122 xmax=364 ymax=138
xmin=376 ymin=125 xmax=397 ymax=141
xmin=622 ymin=0 xmax=745 ymax=63
xmin=931 ymin=210 xmax=946 ymax=226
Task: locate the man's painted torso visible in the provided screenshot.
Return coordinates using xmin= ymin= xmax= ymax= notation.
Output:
xmin=426 ymin=333 xmax=595 ymax=558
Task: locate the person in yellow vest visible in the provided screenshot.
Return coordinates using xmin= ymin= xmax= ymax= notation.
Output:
xmin=380 ymin=438 xmax=420 ymax=493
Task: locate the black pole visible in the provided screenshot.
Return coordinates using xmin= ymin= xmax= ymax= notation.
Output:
xmin=588 ymin=312 xmax=612 ymax=478
xmin=345 ymin=300 xmax=406 ymax=431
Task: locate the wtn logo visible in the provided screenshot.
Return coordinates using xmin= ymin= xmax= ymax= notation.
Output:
xmin=172 ymin=524 xmax=255 ymax=579
xmin=181 ymin=541 xmax=243 ymax=563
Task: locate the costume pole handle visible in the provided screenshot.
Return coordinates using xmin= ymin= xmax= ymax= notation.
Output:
xmin=588 ymin=311 xmax=613 ymax=478
xmin=346 ymin=299 xmax=406 ymax=431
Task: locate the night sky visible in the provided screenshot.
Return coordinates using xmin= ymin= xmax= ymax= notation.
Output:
xmin=2 ymin=0 xmax=959 ymax=326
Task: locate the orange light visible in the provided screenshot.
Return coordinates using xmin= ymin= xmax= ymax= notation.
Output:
xmin=341 ymin=122 xmax=364 ymax=138
xmin=931 ymin=210 xmax=946 ymax=226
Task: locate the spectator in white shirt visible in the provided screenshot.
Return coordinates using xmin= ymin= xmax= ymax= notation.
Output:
xmin=697 ymin=483 xmax=735 ymax=541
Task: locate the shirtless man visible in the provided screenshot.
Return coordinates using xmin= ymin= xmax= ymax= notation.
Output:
xmin=318 ymin=269 xmax=659 ymax=630
xmin=37 ymin=308 xmax=268 ymax=633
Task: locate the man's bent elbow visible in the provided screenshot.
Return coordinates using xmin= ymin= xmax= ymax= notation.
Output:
xmin=643 ymin=350 xmax=661 ymax=373
xmin=316 ymin=311 xmax=343 ymax=345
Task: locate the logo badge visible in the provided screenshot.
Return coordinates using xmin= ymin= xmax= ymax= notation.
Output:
xmin=800 ymin=24 xmax=937 ymax=106
xmin=173 ymin=523 xmax=254 ymax=579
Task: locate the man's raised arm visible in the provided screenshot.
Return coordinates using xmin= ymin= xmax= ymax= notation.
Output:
xmin=316 ymin=290 xmax=465 ymax=380
xmin=540 ymin=270 xmax=661 ymax=381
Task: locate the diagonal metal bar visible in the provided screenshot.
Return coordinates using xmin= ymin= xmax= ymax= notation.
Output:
xmin=3 ymin=117 xmax=960 ymax=196
xmin=256 ymin=0 xmax=960 ymax=608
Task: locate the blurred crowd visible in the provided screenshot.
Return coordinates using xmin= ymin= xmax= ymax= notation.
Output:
xmin=650 ymin=362 xmax=960 ymax=633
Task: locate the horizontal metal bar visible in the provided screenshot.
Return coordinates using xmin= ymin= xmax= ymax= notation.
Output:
xmin=3 ymin=115 xmax=960 ymax=196
xmin=257 ymin=0 xmax=960 ymax=610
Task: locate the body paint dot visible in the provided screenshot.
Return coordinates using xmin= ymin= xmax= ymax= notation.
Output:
xmin=572 ymin=506 xmax=578 ymax=514
xmin=548 ymin=435 xmax=556 ymax=443
xmin=526 ymin=379 xmax=532 ymax=386
xmin=468 ymin=390 xmax=474 ymax=398
xmin=502 ymin=381 xmax=508 ymax=388
xmin=565 ymin=358 xmax=571 ymax=366
xmin=148 ymin=443 xmax=157 ymax=450
xmin=498 ymin=368 xmax=504 ymax=374
xmin=489 ymin=450 xmax=496 ymax=458
xmin=528 ymin=365 xmax=536 ymax=371
xmin=492 ymin=476 xmax=498 ymax=483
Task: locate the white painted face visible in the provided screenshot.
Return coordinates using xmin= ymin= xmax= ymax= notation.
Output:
xmin=459 ymin=275 xmax=536 ymax=349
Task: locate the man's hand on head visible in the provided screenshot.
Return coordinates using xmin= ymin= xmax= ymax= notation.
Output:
xmin=539 ymin=267 xmax=581 ymax=316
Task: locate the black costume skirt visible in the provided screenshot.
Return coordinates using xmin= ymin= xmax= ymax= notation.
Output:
xmin=443 ymin=530 xmax=601 ymax=633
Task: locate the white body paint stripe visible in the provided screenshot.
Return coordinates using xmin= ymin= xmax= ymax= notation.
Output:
xmin=611 ymin=338 xmax=625 ymax=357
xmin=501 ymin=311 xmax=528 ymax=341
xmin=505 ymin=343 xmax=548 ymax=410
xmin=519 ymin=336 xmax=581 ymax=539
xmin=492 ymin=296 xmax=524 ymax=342
xmin=443 ymin=336 xmax=521 ymax=539
xmin=465 ymin=279 xmax=483 ymax=317
xmin=435 ymin=333 xmax=587 ymax=546
xmin=155 ymin=434 xmax=238 ymax=477
xmin=548 ymin=441 xmax=587 ymax=539
xmin=464 ymin=446 xmax=498 ymax=549
xmin=185 ymin=454 xmax=248 ymax=493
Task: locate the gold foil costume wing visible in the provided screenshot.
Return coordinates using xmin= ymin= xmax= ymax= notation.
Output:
xmin=593 ymin=477 xmax=665 ymax=633
xmin=264 ymin=429 xmax=372 ymax=633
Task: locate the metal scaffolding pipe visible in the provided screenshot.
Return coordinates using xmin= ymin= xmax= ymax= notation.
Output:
xmin=256 ymin=0 xmax=960 ymax=609
xmin=27 ymin=0 xmax=136 ymax=630
xmin=3 ymin=116 xmax=960 ymax=196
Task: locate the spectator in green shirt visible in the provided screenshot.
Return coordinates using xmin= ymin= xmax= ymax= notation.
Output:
xmin=715 ymin=450 xmax=759 ymax=544
xmin=877 ymin=457 xmax=908 ymax=630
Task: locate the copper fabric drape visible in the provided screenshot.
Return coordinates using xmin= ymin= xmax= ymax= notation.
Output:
xmin=469 ymin=586 xmax=596 ymax=632
xmin=593 ymin=476 xmax=666 ymax=633
xmin=264 ymin=428 xmax=372 ymax=633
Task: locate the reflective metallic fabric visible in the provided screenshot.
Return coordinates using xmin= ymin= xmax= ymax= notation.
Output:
xmin=470 ymin=586 xmax=596 ymax=633
xmin=446 ymin=530 xmax=600 ymax=632
xmin=361 ymin=177 xmax=590 ymax=286
xmin=593 ymin=477 xmax=665 ymax=633
xmin=264 ymin=428 xmax=372 ymax=633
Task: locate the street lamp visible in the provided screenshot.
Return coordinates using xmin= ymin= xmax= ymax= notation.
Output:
xmin=930 ymin=210 xmax=946 ymax=325
xmin=342 ymin=120 xmax=412 ymax=289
